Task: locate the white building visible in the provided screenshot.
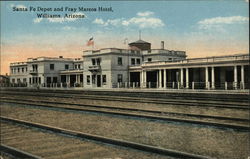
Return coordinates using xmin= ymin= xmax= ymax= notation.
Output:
xmin=10 ymin=56 xmax=83 ymax=87
xmin=9 ymin=39 xmax=249 ymax=90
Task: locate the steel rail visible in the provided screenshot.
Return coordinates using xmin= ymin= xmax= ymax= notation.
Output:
xmin=1 ymin=100 xmax=249 ymax=131
xmin=2 ymin=92 xmax=248 ymax=109
xmin=0 ymin=144 xmax=42 ymax=159
xmin=1 ymin=97 xmax=249 ymax=123
xmin=1 ymin=89 xmax=249 ymax=103
xmin=0 ymin=116 xmax=213 ymax=159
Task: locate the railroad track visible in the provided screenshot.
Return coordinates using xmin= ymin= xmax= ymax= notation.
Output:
xmin=1 ymin=89 xmax=249 ymax=159
xmin=1 ymin=91 xmax=249 ymax=109
xmin=0 ymin=116 xmax=211 ymax=159
xmin=1 ymin=98 xmax=249 ymax=131
xmin=1 ymin=89 xmax=249 ymax=103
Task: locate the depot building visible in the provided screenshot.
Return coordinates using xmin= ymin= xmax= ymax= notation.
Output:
xmin=9 ymin=39 xmax=249 ymax=90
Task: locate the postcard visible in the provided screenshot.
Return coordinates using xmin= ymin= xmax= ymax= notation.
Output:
xmin=0 ymin=1 xmax=249 ymax=159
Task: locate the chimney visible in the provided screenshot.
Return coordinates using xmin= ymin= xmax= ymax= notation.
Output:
xmin=161 ymin=41 xmax=164 ymax=49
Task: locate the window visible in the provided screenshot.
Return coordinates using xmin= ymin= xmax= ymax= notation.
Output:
xmin=131 ymin=58 xmax=135 ymax=65
xmin=29 ymin=78 xmax=31 ymax=84
xmin=50 ymin=64 xmax=54 ymax=70
xmin=11 ymin=69 xmax=14 ymax=74
xmin=87 ymin=75 xmax=90 ymax=85
xmin=117 ymin=74 xmax=123 ymax=83
xmin=102 ymin=75 xmax=106 ymax=85
xmin=32 ymin=64 xmax=38 ymax=71
xmin=78 ymin=64 xmax=81 ymax=69
xmin=75 ymin=65 xmax=77 ymax=69
xmin=18 ymin=68 xmax=20 ymax=73
xmin=22 ymin=68 xmax=24 ymax=72
xmin=53 ymin=77 xmax=57 ymax=83
xmin=65 ymin=64 xmax=69 ymax=70
xmin=92 ymin=75 xmax=96 ymax=84
xmin=92 ymin=59 xmax=96 ymax=65
xmin=34 ymin=77 xmax=37 ymax=83
xmin=136 ymin=58 xmax=141 ymax=64
xmin=46 ymin=77 xmax=51 ymax=84
xmin=12 ymin=79 xmax=15 ymax=83
xmin=148 ymin=58 xmax=152 ymax=62
xmin=97 ymin=58 xmax=101 ymax=65
xmin=17 ymin=78 xmax=20 ymax=83
xmin=118 ymin=57 xmax=122 ymax=65
xmin=23 ymin=78 xmax=27 ymax=83
xmin=26 ymin=67 xmax=27 ymax=72
xmin=38 ymin=77 xmax=41 ymax=84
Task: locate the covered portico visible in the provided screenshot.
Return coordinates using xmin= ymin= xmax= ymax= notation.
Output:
xmin=129 ymin=54 xmax=249 ymax=90
xmin=60 ymin=70 xmax=83 ymax=87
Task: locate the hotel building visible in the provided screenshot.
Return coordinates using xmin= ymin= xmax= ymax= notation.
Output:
xmin=9 ymin=39 xmax=249 ymax=90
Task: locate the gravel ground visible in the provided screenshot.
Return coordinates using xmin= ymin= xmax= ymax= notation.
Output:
xmin=2 ymin=100 xmax=247 ymax=126
xmin=2 ymin=95 xmax=248 ymax=119
xmin=0 ymin=153 xmax=13 ymax=159
xmin=1 ymin=123 xmax=171 ymax=159
xmin=1 ymin=104 xmax=248 ymax=159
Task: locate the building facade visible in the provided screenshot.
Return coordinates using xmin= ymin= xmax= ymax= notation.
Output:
xmin=9 ymin=56 xmax=83 ymax=87
xmin=9 ymin=39 xmax=249 ymax=90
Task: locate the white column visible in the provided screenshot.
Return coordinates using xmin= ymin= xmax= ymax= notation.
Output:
xmin=82 ymin=73 xmax=84 ymax=87
xmin=234 ymin=65 xmax=238 ymax=89
xmin=159 ymin=70 xmax=162 ymax=88
xmin=180 ymin=68 xmax=183 ymax=88
xmin=140 ymin=71 xmax=143 ymax=88
xmin=241 ymin=65 xmax=245 ymax=89
xmin=163 ymin=69 xmax=166 ymax=89
xmin=100 ymin=73 xmax=103 ymax=87
xmin=144 ymin=70 xmax=147 ymax=88
xmin=211 ymin=67 xmax=215 ymax=89
xmin=156 ymin=70 xmax=158 ymax=88
xmin=205 ymin=67 xmax=209 ymax=89
xmin=186 ymin=68 xmax=189 ymax=89
xmin=66 ymin=75 xmax=70 ymax=87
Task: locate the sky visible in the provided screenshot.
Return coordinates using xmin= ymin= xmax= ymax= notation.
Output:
xmin=0 ymin=0 xmax=249 ymax=75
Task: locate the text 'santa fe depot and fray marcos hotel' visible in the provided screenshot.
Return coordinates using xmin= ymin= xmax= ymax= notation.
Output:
xmin=9 ymin=39 xmax=249 ymax=90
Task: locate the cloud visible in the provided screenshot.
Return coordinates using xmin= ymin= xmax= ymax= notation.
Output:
xmin=47 ymin=18 xmax=65 ymax=23
xmin=93 ymin=18 xmax=105 ymax=25
xmin=62 ymin=26 xmax=76 ymax=30
xmin=33 ymin=12 xmax=85 ymax=24
xmin=123 ymin=17 xmax=164 ymax=28
xmin=198 ymin=16 xmax=249 ymax=30
xmin=137 ymin=11 xmax=154 ymax=17
xmin=93 ymin=18 xmax=123 ymax=26
xmin=92 ymin=11 xmax=164 ymax=28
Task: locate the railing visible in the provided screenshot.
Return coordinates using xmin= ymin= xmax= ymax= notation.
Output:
xmin=142 ymin=54 xmax=249 ymax=66
xmin=111 ymin=81 xmax=249 ymax=90
xmin=60 ymin=69 xmax=84 ymax=73
xmin=8 ymin=83 xmax=28 ymax=87
xmin=10 ymin=62 xmax=27 ymax=66
xmin=27 ymin=57 xmax=74 ymax=62
xmin=83 ymin=48 xmax=141 ymax=55
xmin=112 ymin=82 xmax=141 ymax=88
xmin=5 ymin=81 xmax=249 ymax=90
xmin=88 ymin=65 xmax=101 ymax=71
xmin=142 ymin=50 xmax=186 ymax=56
xmin=29 ymin=70 xmax=38 ymax=74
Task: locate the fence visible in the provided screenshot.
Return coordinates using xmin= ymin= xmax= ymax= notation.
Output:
xmin=3 ymin=81 xmax=249 ymax=90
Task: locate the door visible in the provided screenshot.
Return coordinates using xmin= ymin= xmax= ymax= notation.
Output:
xmin=97 ymin=75 xmax=101 ymax=87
